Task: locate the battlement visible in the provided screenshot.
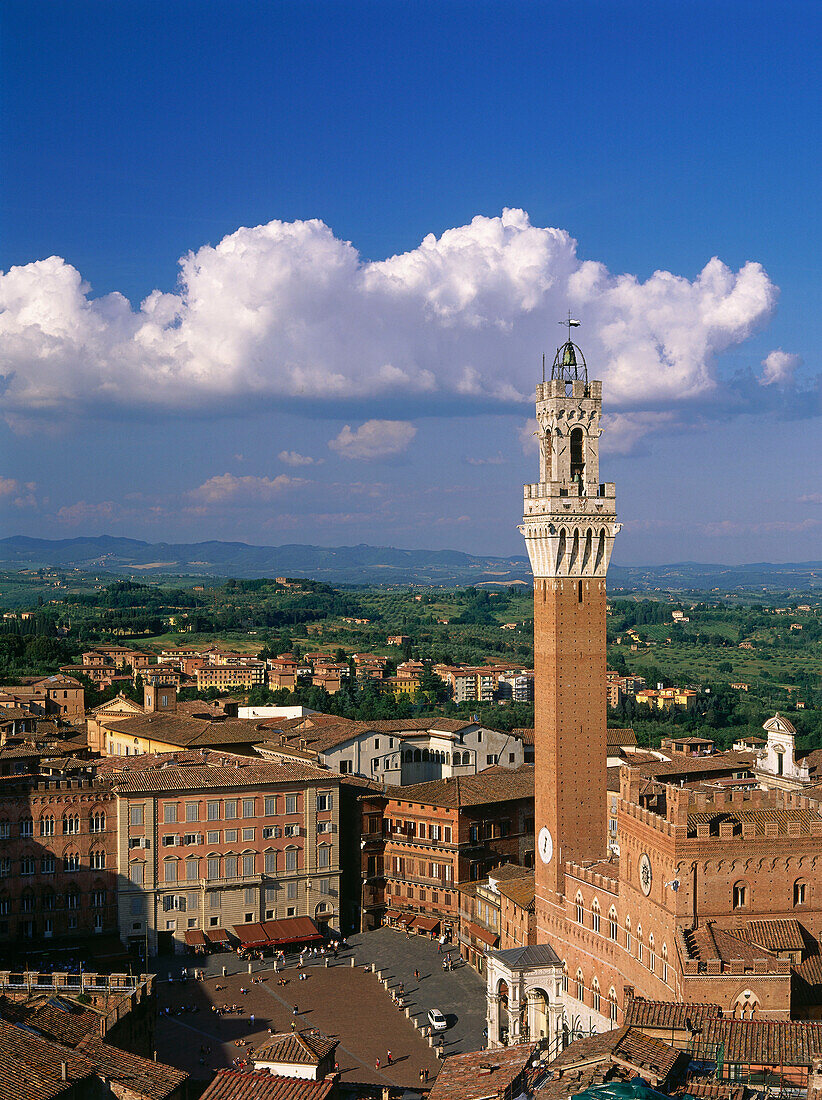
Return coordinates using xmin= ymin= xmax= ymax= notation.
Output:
xmin=566 ymin=859 xmax=620 ymax=894
xmin=620 ymin=769 xmax=822 ymax=843
xmin=0 ymin=775 xmax=114 ymax=800
xmin=536 ymin=379 xmax=602 ymax=401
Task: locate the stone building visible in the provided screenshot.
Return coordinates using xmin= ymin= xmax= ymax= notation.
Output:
xmin=107 ymin=753 xmax=341 ymax=955
xmin=255 ymin=713 xmax=524 ymax=784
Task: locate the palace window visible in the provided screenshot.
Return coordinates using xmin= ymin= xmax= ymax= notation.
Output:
xmin=591 ymin=898 xmax=601 ymax=934
xmin=733 ymin=882 xmax=748 ymax=909
xmin=575 ymin=969 xmax=584 ymax=1002
xmin=608 ymin=907 xmax=618 ymax=941
xmin=575 ymin=892 xmax=584 ymax=925
xmin=794 ymin=880 xmax=807 ymax=907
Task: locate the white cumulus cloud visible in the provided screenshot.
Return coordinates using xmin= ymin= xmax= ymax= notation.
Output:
xmin=188 ymin=473 xmax=308 ymax=505
xmin=760 ymin=349 xmax=801 ymax=385
xmin=0 ymin=211 xmax=780 ymax=427
xmin=278 ymin=450 xmax=321 ymax=466
xmin=329 ymin=420 xmax=417 ymax=460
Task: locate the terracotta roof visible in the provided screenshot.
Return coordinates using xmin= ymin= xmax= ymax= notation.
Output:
xmin=99 ymin=712 xmax=265 ymax=748
xmin=263 ymin=715 xmax=482 ymax=754
xmin=385 ymin=764 xmax=534 ymax=808
xmin=110 ymin=760 xmax=336 ymax=793
xmin=686 ymin=806 xmax=822 ymax=838
xmin=638 ymin=751 xmax=756 ymax=780
xmin=793 ymin=955 xmax=822 ymax=1004
xmin=748 ymin=918 xmax=805 ymax=952
xmin=701 ymin=1017 xmax=822 ymax=1066
xmin=496 ymin=874 xmax=535 ymax=910
xmin=624 ymin=997 xmax=721 ymax=1031
xmin=200 ymin=1069 xmax=334 ymax=1100
xmin=607 ymin=728 xmax=637 ymax=748
xmin=76 ymin=1033 xmax=188 ymax=1099
xmin=20 ymin=1000 xmax=100 ymax=1046
xmin=254 ymin=1029 xmax=336 ymax=1066
xmin=0 ymin=1019 xmax=96 ymax=1099
xmin=427 ymin=1042 xmax=532 ymax=1100
xmin=612 ymin=1028 xmax=681 ymax=1081
xmin=686 ymin=923 xmax=777 ymax=965
xmin=512 ymin=727 xmax=535 ymax=744
xmin=551 ymin=1027 xmax=681 ymax=1084
xmin=551 ymin=1025 xmax=631 ymax=1071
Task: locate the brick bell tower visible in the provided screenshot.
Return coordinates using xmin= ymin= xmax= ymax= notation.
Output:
xmin=520 ymin=320 xmax=620 ymax=934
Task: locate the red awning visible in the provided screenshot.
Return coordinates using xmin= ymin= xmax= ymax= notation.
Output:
xmin=233 ymin=922 xmax=269 ymax=947
xmin=262 ymin=916 xmax=323 ymax=947
xmin=412 ymin=915 xmax=440 ymax=933
xmin=396 ymin=912 xmax=414 ymax=926
xmin=385 ymin=909 xmax=400 ymax=920
xmin=465 ymin=921 xmax=499 ymax=948
xmin=184 ymin=929 xmax=207 ymax=947
xmin=205 ymin=927 xmax=231 ymax=944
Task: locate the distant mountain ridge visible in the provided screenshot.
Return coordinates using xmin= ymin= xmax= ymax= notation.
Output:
xmin=0 ymin=535 xmax=820 ymax=590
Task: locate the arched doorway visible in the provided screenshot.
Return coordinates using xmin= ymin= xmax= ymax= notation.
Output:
xmin=497 ymin=979 xmax=509 ymax=1043
xmin=528 ymin=987 xmax=550 ymax=1041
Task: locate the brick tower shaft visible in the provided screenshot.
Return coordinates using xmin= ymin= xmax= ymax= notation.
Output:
xmin=519 ymin=335 xmax=620 ymax=938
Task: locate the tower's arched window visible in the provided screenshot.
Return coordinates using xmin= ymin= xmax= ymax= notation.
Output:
xmin=570 ymin=427 xmax=585 ymax=481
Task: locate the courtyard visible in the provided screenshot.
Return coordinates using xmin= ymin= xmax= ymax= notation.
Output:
xmin=153 ymin=928 xmax=487 ymax=1088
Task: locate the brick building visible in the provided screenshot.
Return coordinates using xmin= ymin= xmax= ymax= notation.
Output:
xmin=0 ymin=775 xmax=117 ymax=950
xmin=105 ymin=753 xmax=341 ymax=955
xmin=383 ymin=765 xmax=534 ymax=938
xmin=485 ymin=335 xmax=822 ymax=1052
xmin=0 ymin=675 xmax=85 ymax=725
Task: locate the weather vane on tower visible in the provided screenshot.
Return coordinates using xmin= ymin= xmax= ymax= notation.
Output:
xmin=559 ymin=310 xmax=581 ymax=343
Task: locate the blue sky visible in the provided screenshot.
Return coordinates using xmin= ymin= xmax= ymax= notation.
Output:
xmin=1 ymin=0 xmax=819 ymax=564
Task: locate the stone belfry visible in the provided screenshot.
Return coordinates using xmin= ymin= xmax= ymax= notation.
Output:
xmin=519 ymin=321 xmax=620 ymax=931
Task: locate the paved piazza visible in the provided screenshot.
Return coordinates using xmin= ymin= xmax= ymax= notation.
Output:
xmin=154 ymin=929 xmax=486 ymax=1087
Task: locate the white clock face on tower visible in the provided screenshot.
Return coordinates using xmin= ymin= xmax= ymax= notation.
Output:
xmin=538 ymin=827 xmax=554 ymax=865
xmin=638 ymin=852 xmax=653 ymax=896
